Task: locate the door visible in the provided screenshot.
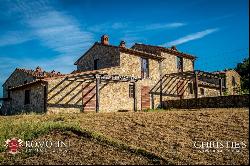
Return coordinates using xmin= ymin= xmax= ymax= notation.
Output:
xmin=141 ymin=86 xmax=150 ymax=110
xmin=82 ymin=84 xmax=96 ymax=112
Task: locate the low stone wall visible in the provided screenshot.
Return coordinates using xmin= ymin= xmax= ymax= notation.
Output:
xmin=162 ymin=94 xmax=249 ymax=109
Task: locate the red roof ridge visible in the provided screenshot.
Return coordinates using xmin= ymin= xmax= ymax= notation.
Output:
xmin=9 ymin=79 xmax=47 ymax=91
xmin=16 ymin=67 xmax=65 ymax=78
xmin=132 ymin=43 xmax=196 ymax=60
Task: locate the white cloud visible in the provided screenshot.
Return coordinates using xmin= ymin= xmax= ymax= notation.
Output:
xmin=124 ymin=22 xmax=186 ymax=33
xmin=3 ymin=0 xmax=94 ymax=56
xmin=143 ymin=22 xmax=186 ymax=30
xmin=0 ymin=31 xmax=33 ymax=47
xmin=0 ymin=0 xmax=95 ymax=97
xmin=26 ymin=10 xmax=94 ymax=55
xmin=88 ymin=22 xmax=185 ymax=33
xmin=87 ymin=22 xmax=129 ymax=32
xmin=162 ymin=28 xmax=219 ymax=47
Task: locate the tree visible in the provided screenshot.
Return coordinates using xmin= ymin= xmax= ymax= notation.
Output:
xmin=235 ymin=57 xmax=249 ymax=93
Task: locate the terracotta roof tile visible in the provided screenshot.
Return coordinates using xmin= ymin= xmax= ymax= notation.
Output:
xmin=132 ymin=43 xmax=196 ymax=60
xmin=9 ymin=80 xmax=47 ymax=91
xmin=74 ymin=42 xmax=164 ymax=65
xmin=16 ymin=67 xmax=65 ymax=78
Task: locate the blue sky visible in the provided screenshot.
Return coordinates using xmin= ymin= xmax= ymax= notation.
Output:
xmin=0 ymin=0 xmax=249 ymax=97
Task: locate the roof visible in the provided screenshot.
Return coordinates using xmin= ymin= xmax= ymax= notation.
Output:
xmin=9 ymin=80 xmax=47 ymax=91
xmin=66 ymin=67 xmax=113 ymax=78
xmin=212 ymin=69 xmax=241 ymax=77
xmin=131 ymin=43 xmax=197 ymax=60
xmin=74 ymin=42 xmax=164 ymax=65
xmin=212 ymin=71 xmax=226 ymax=75
xmin=16 ymin=67 xmax=64 ymax=78
xmin=2 ymin=67 xmax=65 ymax=86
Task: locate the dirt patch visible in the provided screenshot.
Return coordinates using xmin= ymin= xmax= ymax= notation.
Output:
xmin=1 ymin=130 xmax=161 ymax=165
xmin=0 ymin=108 xmax=248 ymax=165
xmin=75 ymin=108 xmax=249 ymax=165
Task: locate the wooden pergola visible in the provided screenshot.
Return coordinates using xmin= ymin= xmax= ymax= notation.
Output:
xmin=151 ymin=70 xmax=225 ymax=108
xmin=66 ymin=73 xmax=141 ymax=112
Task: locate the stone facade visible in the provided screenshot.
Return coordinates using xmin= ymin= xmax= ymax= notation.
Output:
xmin=46 ymin=77 xmax=85 ymax=114
xmin=9 ymin=84 xmax=45 ymax=114
xmin=1 ymin=68 xmax=62 ymax=115
xmin=224 ymin=70 xmax=241 ymax=95
xmin=2 ymin=69 xmax=35 ymax=98
xmin=1 ymin=35 xmax=237 ymax=114
xmin=76 ymin=43 xmax=120 ymax=71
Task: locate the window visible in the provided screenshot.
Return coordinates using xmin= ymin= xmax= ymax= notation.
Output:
xmin=232 ymin=76 xmax=236 ymax=86
xmin=24 ymin=90 xmax=31 ymax=105
xmin=177 ymin=56 xmax=183 ymax=72
xmin=94 ymin=59 xmax=99 ymax=70
xmin=7 ymin=86 xmax=11 ymax=98
xmin=129 ymin=84 xmax=135 ymax=98
xmin=200 ymin=88 xmax=205 ymax=95
xmin=188 ymin=83 xmax=193 ymax=94
xmin=141 ymin=58 xmax=149 ymax=78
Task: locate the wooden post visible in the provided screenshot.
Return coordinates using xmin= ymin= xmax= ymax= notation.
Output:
xmin=151 ymin=93 xmax=154 ymax=110
xmin=95 ymin=74 xmax=100 ymax=113
xmin=133 ymin=81 xmax=137 ymax=112
xmin=43 ymin=85 xmax=47 ymax=113
xmin=159 ymin=60 xmax=163 ymax=108
xmin=219 ymin=78 xmax=223 ymax=96
xmin=194 ymin=72 xmax=199 ymax=98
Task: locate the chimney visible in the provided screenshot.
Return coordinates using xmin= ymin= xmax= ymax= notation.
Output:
xmin=101 ymin=35 xmax=109 ymax=45
xmin=119 ymin=41 xmax=126 ymax=47
xmin=171 ymin=46 xmax=177 ymax=51
xmin=35 ymin=66 xmax=42 ymax=72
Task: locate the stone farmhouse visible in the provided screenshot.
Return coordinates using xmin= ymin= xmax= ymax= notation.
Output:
xmin=0 ymin=35 xmax=241 ymax=115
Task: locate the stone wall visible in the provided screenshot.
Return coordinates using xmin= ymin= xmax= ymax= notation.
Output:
xmin=3 ymin=69 xmax=35 ymax=98
xmin=162 ymin=94 xmax=249 ymax=109
xmin=99 ymin=82 xmax=134 ymax=112
xmin=46 ymin=77 xmax=88 ymax=114
xmin=198 ymin=86 xmax=220 ymax=97
xmin=183 ymin=58 xmax=194 ymax=72
xmin=76 ymin=44 xmax=120 ymax=71
xmin=225 ymin=70 xmax=241 ymax=95
xmin=161 ymin=52 xmax=178 ymax=74
xmin=74 ymin=44 xmax=198 ymax=111
xmin=100 ymin=52 xmax=161 ymax=111
xmin=160 ymin=52 xmax=194 ymax=74
xmin=8 ymin=84 xmax=45 ymax=114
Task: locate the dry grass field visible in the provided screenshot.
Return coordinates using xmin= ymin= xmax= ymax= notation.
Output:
xmin=0 ymin=108 xmax=249 ymax=165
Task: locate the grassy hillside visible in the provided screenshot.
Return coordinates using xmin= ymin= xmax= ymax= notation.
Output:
xmin=0 ymin=108 xmax=249 ymax=165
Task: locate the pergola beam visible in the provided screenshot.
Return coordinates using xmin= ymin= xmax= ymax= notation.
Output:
xmin=67 ymin=73 xmax=141 ymax=83
xmin=219 ymin=78 xmax=223 ymax=96
xmin=95 ymin=75 xmax=100 ymax=113
xmin=194 ymin=72 xmax=199 ymax=98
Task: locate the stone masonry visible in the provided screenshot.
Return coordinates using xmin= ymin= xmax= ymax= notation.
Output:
xmin=0 ymin=35 xmax=241 ymax=114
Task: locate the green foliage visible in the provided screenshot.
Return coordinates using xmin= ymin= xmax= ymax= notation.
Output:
xmin=0 ymin=114 xmax=169 ymax=165
xmin=142 ymin=108 xmax=167 ymax=112
xmin=0 ymin=115 xmax=81 ymax=153
xmin=223 ymin=90 xmax=229 ymax=96
xmin=235 ymin=57 xmax=249 ymax=93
